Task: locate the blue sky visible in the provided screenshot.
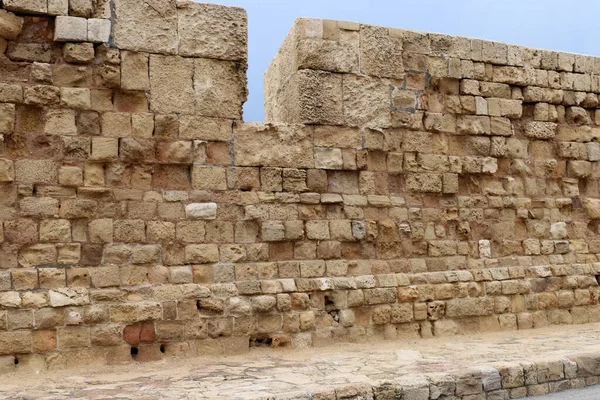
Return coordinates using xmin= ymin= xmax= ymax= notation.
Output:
xmin=212 ymin=0 xmax=597 ymax=122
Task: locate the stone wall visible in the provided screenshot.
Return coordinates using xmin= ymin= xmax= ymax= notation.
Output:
xmin=1 ymin=0 xmax=600 ymax=372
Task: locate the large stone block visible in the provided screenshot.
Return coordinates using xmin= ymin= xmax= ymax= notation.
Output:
xmin=194 ymin=58 xmax=247 ymax=119
xmin=360 ymin=25 xmax=403 ymax=79
xmin=234 ymin=123 xmax=314 ymax=168
xmin=113 ymin=0 xmax=178 ymax=54
xmin=0 ymin=10 xmax=23 ymax=40
xmin=343 ymin=74 xmax=391 ymax=128
xmin=2 ymin=0 xmax=47 ymax=14
xmin=150 ymin=55 xmax=195 ymax=114
xmin=177 ymin=1 xmax=247 ymax=61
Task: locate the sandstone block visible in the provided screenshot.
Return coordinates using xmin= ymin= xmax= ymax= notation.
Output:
xmin=192 ymin=166 xmax=227 ymax=190
xmin=121 ymin=51 xmax=150 ymax=91
xmin=0 ymin=331 xmax=31 ymax=355
xmin=62 ymin=88 xmax=91 ymax=109
xmin=63 ymin=43 xmax=95 ymax=63
xmin=0 ymin=103 xmax=15 ymax=133
xmin=194 ymin=58 xmax=246 ymax=119
xmin=185 ymin=244 xmax=219 ymax=264
xmin=524 ymin=121 xmax=557 ymax=139
xmin=360 ymin=25 xmax=403 ymax=79
xmin=0 ymin=10 xmax=23 ymax=40
xmin=235 ymin=123 xmax=314 ymax=168
xmin=446 ymin=297 xmax=494 ymax=318
xmin=91 ymin=137 xmax=118 ymax=161
xmin=18 ymin=244 xmax=57 ymax=267
xmin=0 ymin=159 xmax=14 ymax=182
xmin=113 ymin=0 xmax=178 ymax=54
xmin=583 ymin=198 xmax=600 ymax=219
xmin=40 ymin=219 xmax=71 ymax=242
xmin=343 ymin=74 xmax=391 ymax=128
xmin=177 ymin=1 xmax=247 ymax=61
xmin=48 ymin=0 xmax=69 ymax=15
xmin=150 ymin=55 xmax=195 ymax=114
xmin=405 ymin=173 xmax=442 ymax=193
xmin=88 ymin=19 xmax=111 ymax=43
xmin=54 ymin=17 xmax=88 ymax=42
xmin=3 ymin=0 xmax=47 ymax=14
xmin=14 ymin=160 xmax=58 ymax=184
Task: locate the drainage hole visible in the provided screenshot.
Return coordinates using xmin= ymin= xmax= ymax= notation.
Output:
xmin=130 ymin=347 xmax=139 ymax=357
xmin=13 ymin=357 xmax=18 ymax=365
xmin=159 ymin=344 xmax=165 ymax=353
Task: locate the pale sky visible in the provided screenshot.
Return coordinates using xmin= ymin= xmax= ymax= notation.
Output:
xmin=212 ymin=0 xmax=598 ymax=122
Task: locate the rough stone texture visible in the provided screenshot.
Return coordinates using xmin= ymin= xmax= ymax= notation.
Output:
xmin=3 ymin=0 xmax=600 ymax=375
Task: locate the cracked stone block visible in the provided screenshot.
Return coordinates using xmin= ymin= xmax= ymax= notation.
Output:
xmin=54 ymin=16 xmax=88 ymax=42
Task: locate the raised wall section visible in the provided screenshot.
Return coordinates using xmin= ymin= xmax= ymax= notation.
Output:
xmin=0 ymin=0 xmax=600 ymax=372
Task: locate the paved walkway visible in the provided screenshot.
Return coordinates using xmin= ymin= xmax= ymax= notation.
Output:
xmin=3 ymin=324 xmax=600 ymax=399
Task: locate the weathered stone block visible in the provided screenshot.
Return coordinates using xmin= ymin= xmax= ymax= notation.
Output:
xmin=177 ymin=1 xmax=247 ymax=61
xmin=54 ymin=16 xmax=88 ymax=42
xmin=0 ymin=10 xmax=23 ymax=40
xmin=150 ymin=55 xmax=195 ymax=114
xmin=113 ymin=0 xmax=178 ymax=54
xmin=88 ymin=19 xmax=111 ymax=43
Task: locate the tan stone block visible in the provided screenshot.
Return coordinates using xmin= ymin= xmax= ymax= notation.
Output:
xmin=132 ymin=114 xmax=154 ymax=138
xmin=84 ymin=163 xmax=104 ymax=186
xmin=101 ymin=112 xmax=131 ymax=138
xmin=113 ymin=220 xmax=145 ymax=243
xmin=306 ymin=220 xmax=330 ymax=240
xmin=360 ymin=25 xmax=403 ymax=79
xmin=235 ymin=123 xmax=314 ymax=168
xmin=19 ymin=197 xmax=59 ymax=217
xmin=194 ymin=58 xmax=246 ymax=119
xmin=343 ymin=74 xmax=391 ymax=128
xmin=57 ymin=243 xmax=80 ymax=264
xmin=185 ymin=244 xmax=219 ymax=264
xmin=176 ymin=221 xmax=206 ymax=243
xmin=191 ymin=166 xmax=227 ymax=190
xmin=18 ymin=244 xmax=57 ymax=268
xmin=113 ymin=0 xmax=177 ymax=53
xmin=0 ymin=9 xmax=23 ymax=40
xmin=0 ymin=331 xmax=32 ymax=355
xmin=149 ymin=55 xmax=195 ymax=114
xmin=59 ymin=166 xmax=83 ymax=187
xmin=40 ymin=219 xmax=71 ymax=242
xmin=406 ymin=173 xmax=442 ymax=193
xmin=63 ymin=42 xmax=94 ymax=63
xmin=0 ymin=103 xmax=15 ymax=133
xmin=91 ymin=137 xmax=118 ymax=161
xmin=0 ymin=159 xmax=14 ymax=182
xmin=121 ymin=51 xmax=150 ymax=90
xmin=61 ymin=87 xmax=91 ymax=109
xmin=88 ymin=219 xmax=113 ymax=243
xmin=261 ymin=221 xmax=285 ymax=242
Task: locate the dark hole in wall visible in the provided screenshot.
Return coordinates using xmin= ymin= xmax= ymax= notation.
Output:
xmin=249 ymin=336 xmax=273 ymax=348
xmin=130 ymin=347 xmax=139 ymax=357
xmin=159 ymin=344 xmax=165 ymax=353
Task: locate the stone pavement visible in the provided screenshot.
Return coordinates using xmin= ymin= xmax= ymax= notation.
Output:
xmin=3 ymin=323 xmax=600 ymax=399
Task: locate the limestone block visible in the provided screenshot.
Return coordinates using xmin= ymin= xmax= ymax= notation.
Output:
xmin=343 ymin=74 xmax=391 ymax=128
xmin=524 ymin=121 xmax=557 ymax=139
xmin=61 ymin=88 xmax=91 ymax=109
xmin=295 ymin=19 xmax=360 ymax=73
xmin=90 ymin=137 xmax=118 ymax=161
xmin=40 ymin=219 xmax=71 ymax=242
xmin=0 ymin=159 xmax=14 ymax=182
xmin=49 ymin=288 xmax=89 ymax=307
xmin=0 ymin=103 xmax=15 ymax=133
xmin=54 ymin=17 xmax=88 ymax=42
xmin=360 ymin=25 xmax=403 ymax=79
xmin=18 ymin=244 xmax=57 ymax=267
xmin=20 ymin=197 xmax=59 ymax=217
xmin=2 ymin=0 xmax=47 ymax=14
xmin=191 ymin=166 xmax=226 ymax=191
xmin=0 ymin=10 xmax=23 ymax=40
xmin=88 ymin=219 xmax=113 ymax=243
xmin=234 ymin=123 xmax=314 ymax=168
xmin=150 ymin=55 xmax=195 ymax=114
xmin=69 ymin=0 xmax=93 ymax=17
xmin=276 ymin=69 xmax=343 ymax=125
xmin=405 ymin=173 xmax=442 ymax=193
xmin=14 ymin=160 xmax=58 ymax=184
xmin=45 ymin=110 xmax=77 ymax=135
xmin=185 ymin=203 xmax=217 ymax=220
xmin=48 ymin=0 xmax=69 ymax=16
xmin=177 ymin=1 xmax=247 ymax=61
xmin=314 ymin=147 xmax=343 ymax=170
xmin=113 ymin=0 xmax=178 ymax=54
xmin=63 ymin=43 xmax=95 ymax=63
xmin=121 ymin=51 xmax=150 ymax=91
xmin=261 ymin=221 xmax=285 ymax=242
xmin=583 ymin=198 xmax=600 ymax=219
xmin=0 ymin=331 xmax=31 ymax=355
xmin=194 ymin=58 xmax=247 ymax=119
xmin=87 ymin=19 xmax=111 ymax=43
xmin=446 ymin=297 xmax=494 ymax=318
xmin=587 ymin=142 xmax=600 ymax=162
xmin=185 ymin=244 xmax=219 ymax=264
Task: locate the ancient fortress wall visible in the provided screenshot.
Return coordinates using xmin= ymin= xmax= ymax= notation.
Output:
xmin=0 ymin=0 xmax=600 ymax=372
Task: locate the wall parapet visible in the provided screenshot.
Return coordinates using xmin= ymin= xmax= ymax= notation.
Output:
xmin=0 ymin=1 xmax=599 ymax=373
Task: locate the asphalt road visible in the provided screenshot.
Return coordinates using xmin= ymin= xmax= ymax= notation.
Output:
xmin=530 ymin=386 xmax=600 ymax=399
